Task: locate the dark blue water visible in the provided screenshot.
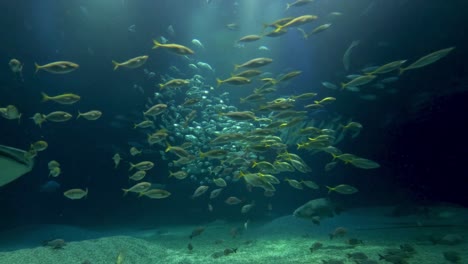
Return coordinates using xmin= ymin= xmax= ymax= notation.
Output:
xmin=1 ymin=0 xmax=467 ymax=233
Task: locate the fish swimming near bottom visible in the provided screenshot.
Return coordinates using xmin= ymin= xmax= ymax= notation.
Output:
xmin=293 ymin=198 xmax=339 ymax=225
xmin=189 ymin=226 xmax=206 ymax=239
xmin=43 ymin=238 xmax=66 ymax=249
xmin=0 ymin=144 xmax=34 ymax=187
xmin=116 ymin=251 xmax=125 ymax=264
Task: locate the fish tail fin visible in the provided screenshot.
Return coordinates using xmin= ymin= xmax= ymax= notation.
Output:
xmin=285 ymin=3 xmax=290 ymax=10
xmin=326 ymin=186 xmax=333 ymax=194
xmin=169 ymin=171 xmax=173 ymax=177
xmin=274 ymin=25 xmax=283 ymax=33
xmin=251 ymin=161 xmax=257 ymax=168
xmin=133 ymin=124 xmax=138 ymax=129
xmin=216 ymin=78 xmax=223 ymax=87
xmin=84 ymin=188 xmax=88 ymax=199
xmin=138 ymin=192 xmax=144 ymax=198
xmin=340 ymin=83 xmax=346 ymax=90
xmin=159 ymin=83 xmax=165 ymax=90
xmin=34 ymin=63 xmax=40 ymax=73
xmin=122 ymin=189 xmax=129 ymax=196
xmin=128 ymin=163 xmax=135 ymax=171
xmin=398 ymin=67 xmax=405 ymax=75
xmin=40 ymin=92 xmax=50 ymax=102
xmin=199 ymin=151 xmax=205 ymax=158
xmin=152 ymin=39 xmax=161 ymax=49
xmin=165 ymin=142 xmax=172 ymax=152
xmin=112 ymin=60 xmax=120 ymax=71
xmin=240 ymin=97 xmax=245 ymax=104
xmin=76 ymin=111 xmax=82 ymax=120
xmin=234 ymin=64 xmax=240 ymax=71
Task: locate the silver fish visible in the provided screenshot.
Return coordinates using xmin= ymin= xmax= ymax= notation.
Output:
xmin=400 ymin=47 xmax=455 ymax=75
xmin=343 ymin=40 xmax=360 ymax=72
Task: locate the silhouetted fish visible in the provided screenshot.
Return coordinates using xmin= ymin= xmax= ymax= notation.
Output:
xmin=0 ymin=144 xmax=34 ymax=187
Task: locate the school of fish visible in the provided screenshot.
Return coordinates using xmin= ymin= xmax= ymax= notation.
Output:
xmin=1 ymin=1 xmax=455 ymax=221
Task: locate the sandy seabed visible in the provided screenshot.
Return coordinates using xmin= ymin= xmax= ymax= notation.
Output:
xmin=0 ymin=206 xmax=467 ymax=264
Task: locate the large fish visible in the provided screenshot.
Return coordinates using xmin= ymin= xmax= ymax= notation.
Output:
xmin=0 ymin=145 xmax=34 ymax=187
xmin=293 ymin=198 xmax=339 ymax=225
